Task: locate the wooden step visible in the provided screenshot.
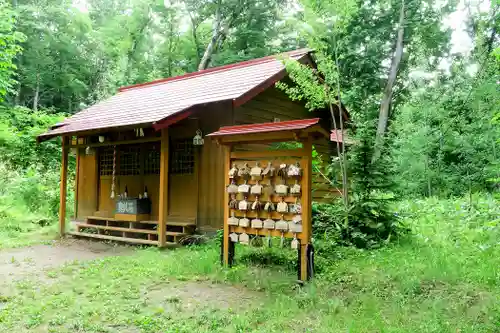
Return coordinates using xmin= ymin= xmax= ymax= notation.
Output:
xmin=76 ymin=223 xmax=187 ymax=237
xmin=166 ymin=217 xmax=196 ymax=226
xmin=138 ymin=220 xmax=158 ymax=224
xmin=76 ymin=223 xmax=157 ymax=234
xmin=86 ymin=216 xmax=116 ymax=222
xmin=85 ymin=216 xmax=195 ymax=228
xmin=67 ymin=231 xmax=160 ymax=245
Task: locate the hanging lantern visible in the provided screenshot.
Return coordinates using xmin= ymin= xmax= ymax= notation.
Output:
xmin=193 ymin=129 xmax=204 ymax=146
xmin=98 ymin=135 xmax=105 ymax=143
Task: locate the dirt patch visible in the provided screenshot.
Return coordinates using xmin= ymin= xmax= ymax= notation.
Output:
xmin=147 ymin=281 xmax=261 ymax=312
xmin=0 ymin=238 xmax=131 ymax=293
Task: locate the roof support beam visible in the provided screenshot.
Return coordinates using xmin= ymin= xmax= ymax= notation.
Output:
xmin=152 ymin=109 xmax=194 ymax=131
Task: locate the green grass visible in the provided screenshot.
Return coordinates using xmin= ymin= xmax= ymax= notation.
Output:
xmin=0 ymin=162 xmax=70 ymax=249
xmin=0 ymin=196 xmax=499 ymax=332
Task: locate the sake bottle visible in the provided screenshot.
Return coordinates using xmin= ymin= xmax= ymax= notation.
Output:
xmin=124 ymin=185 xmax=128 ymax=198
xmin=144 ymin=186 xmax=148 ymax=199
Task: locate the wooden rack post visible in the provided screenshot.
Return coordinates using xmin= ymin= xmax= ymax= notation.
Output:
xmin=222 ymin=145 xmax=231 ymax=265
xmin=300 ymin=136 xmax=313 ymax=281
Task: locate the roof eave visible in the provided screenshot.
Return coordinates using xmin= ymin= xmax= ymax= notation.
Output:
xmin=36 ymin=121 xmax=155 ymax=143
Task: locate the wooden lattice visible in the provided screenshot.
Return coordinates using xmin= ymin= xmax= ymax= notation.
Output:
xmin=144 ymin=144 xmax=160 ymax=175
xmin=119 ymin=145 xmax=141 ymax=175
xmin=170 ymin=139 xmax=194 ymax=174
xmin=99 ymin=147 xmax=114 ymax=176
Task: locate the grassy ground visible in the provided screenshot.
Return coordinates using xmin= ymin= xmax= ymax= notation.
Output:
xmin=0 ymin=196 xmax=499 ymax=332
xmin=0 ymin=162 xmax=71 ymax=249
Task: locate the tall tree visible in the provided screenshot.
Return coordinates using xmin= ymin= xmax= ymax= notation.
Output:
xmin=373 ymin=0 xmax=405 ymax=161
xmin=0 ymin=0 xmax=24 ymax=101
xmin=191 ymin=0 xmax=289 ymax=70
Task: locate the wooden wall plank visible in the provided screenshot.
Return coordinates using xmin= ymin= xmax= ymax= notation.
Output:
xmin=196 ymin=103 xmax=232 ymax=231
xmin=74 ymin=147 xmax=80 ymax=218
xmin=76 ymin=150 xmax=98 ymax=219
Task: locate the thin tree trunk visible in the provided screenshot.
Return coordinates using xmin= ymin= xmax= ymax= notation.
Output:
xmin=333 ymin=36 xmax=349 ymax=206
xmin=33 ymin=72 xmax=39 ymax=112
xmin=490 ymin=120 xmax=499 ymax=184
xmin=166 ymin=19 xmax=175 ymax=77
xmin=188 ymin=13 xmax=201 ymax=66
xmin=425 ymin=155 xmax=431 ymax=197
xmin=125 ymin=12 xmax=151 ymax=82
xmin=198 ymin=0 xmax=222 ymax=71
xmin=467 ymin=168 xmax=472 ymax=210
xmin=326 ymin=87 xmax=345 ymax=194
xmin=373 ymin=0 xmax=405 ymax=162
xmin=15 ymin=82 xmax=21 ymax=105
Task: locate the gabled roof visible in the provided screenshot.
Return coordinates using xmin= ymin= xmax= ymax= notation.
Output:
xmin=330 ymin=130 xmax=352 ymax=144
xmin=38 ymin=49 xmax=313 ymax=142
xmin=207 ymin=118 xmax=329 ymax=144
xmin=208 ymin=118 xmax=322 ymax=137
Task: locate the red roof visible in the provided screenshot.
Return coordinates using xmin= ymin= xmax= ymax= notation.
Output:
xmin=38 ymin=49 xmax=312 ymax=141
xmin=330 ymin=129 xmax=352 ymax=144
xmin=207 ymin=118 xmax=321 ymax=137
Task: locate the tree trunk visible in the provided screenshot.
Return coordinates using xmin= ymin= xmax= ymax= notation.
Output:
xmin=125 ymin=11 xmax=151 ymax=82
xmin=334 ymin=38 xmax=349 ymax=207
xmin=188 ymin=12 xmax=201 ymax=66
xmin=198 ymin=0 xmax=222 ymax=71
xmin=425 ymin=155 xmax=431 ymax=197
xmin=15 ymin=82 xmax=21 ymax=106
xmin=373 ymin=0 xmax=405 ymax=162
xmin=33 ymin=72 xmax=39 ymax=112
xmin=326 ymin=87 xmax=345 ymax=192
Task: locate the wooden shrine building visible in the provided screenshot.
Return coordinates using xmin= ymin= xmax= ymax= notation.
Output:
xmin=37 ymin=49 xmax=346 ymax=246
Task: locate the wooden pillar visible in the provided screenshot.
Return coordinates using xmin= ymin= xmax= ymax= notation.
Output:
xmin=74 ymin=145 xmax=80 ymax=219
xmin=59 ymin=136 xmax=69 ymax=236
xmin=300 ymin=136 xmax=313 ymax=281
xmin=158 ymin=128 xmax=169 ymax=247
xmin=222 ymin=145 xmax=231 ymax=265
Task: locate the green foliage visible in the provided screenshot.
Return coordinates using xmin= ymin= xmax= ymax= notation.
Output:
xmin=0 ymin=162 xmax=73 ymax=248
xmin=0 ymin=106 xmax=64 ymax=169
xmin=312 ymin=118 xmax=406 ymax=248
xmin=0 ymin=106 xmax=73 ymax=247
xmin=342 ymin=124 xmax=403 ymax=247
xmin=391 ymin=57 xmax=500 ymax=197
xmin=0 ymin=196 xmax=498 ymax=332
xmin=4 ymin=0 xmax=294 ymax=112
xmin=0 ymin=0 xmax=25 ymax=100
